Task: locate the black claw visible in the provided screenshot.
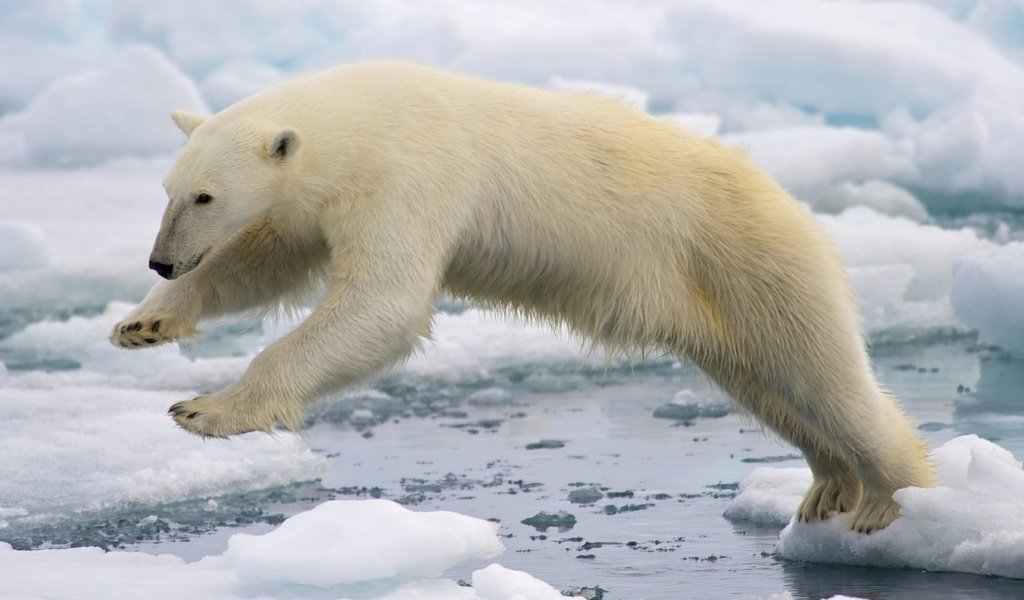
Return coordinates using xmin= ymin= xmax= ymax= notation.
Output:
xmin=130 ymin=340 xmax=140 ymax=347
xmin=187 ymin=412 xmax=198 ymax=420
xmin=128 ymin=322 xmax=142 ymax=332
xmin=150 ymin=320 xmax=161 ymax=333
xmin=144 ymin=337 xmax=157 ymax=344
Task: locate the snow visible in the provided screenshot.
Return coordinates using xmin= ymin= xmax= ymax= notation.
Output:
xmin=1 ymin=0 xmax=1023 ymax=596
xmin=0 ymin=500 xmax=581 ymax=600
xmin=2 ymin=1 xmax=1024 ymax=204
xmin=0 ymin=45 xmax=206 ymax=166
xmin=217 ymin=500 xmax=503 ymax=586
xmin=726 ymin=435 xmax=1024 ymax=579
xmin=0 ymin=383 xmax=324 ymax=519
xmin=820 ymin=208 xmax=994 ymax=341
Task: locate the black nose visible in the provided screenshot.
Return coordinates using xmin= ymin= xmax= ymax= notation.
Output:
xmin=149 ymin=260 xmax=174 ymax=279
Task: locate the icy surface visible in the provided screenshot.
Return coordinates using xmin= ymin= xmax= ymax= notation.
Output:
xmin=0 ymin=45 xmax=206 ymax=166
xmin=820 ymin=208 xmax=994 ymax=341
xmin=218 ymin=499 xmax=504 ymax=586
xmin=3 ymin=0 xmax=1024 ymax=205
xmin=727 ymin=435 xmax=1024 ymax=579
xmin=0 ymin=382 xmax=325 ymax=519
xmin=951 ymin=242 xmax=1024 ymax=356
xmin=2 ymin=1 xmax=1024 ymax=598
xmin=0 ymin=499 xmax=579 ymax=600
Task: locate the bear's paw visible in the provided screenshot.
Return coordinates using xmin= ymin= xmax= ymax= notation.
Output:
xmin=848 ymin=492 xmax=901 ymax=534
xmin=110 ymin=313 xmax=194 ymax=349
xmin=796 ymin=476 xmax=862 ymax=523
xmin=168 ymin=392 xmax=303 ymax=438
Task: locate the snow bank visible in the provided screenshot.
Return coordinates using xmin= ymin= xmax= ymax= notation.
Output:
xmin=726 ymin=435 xmax=1024 ymax=579
xmin=0 ymin=499 xmax=581 ymax=600
xmin=951 ymin=242 xmax=1024 ymax=357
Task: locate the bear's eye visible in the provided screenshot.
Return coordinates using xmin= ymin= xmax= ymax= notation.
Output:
xmin=195 ymin=193 xmax=213 ymax=205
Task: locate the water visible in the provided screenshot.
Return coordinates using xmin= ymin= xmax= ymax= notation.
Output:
xmin=4 ymin=336 xmax=1020 ymax=599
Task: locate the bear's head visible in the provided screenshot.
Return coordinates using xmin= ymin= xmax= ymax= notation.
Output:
xmin=150 ymin=109 xmax=303 ymax=280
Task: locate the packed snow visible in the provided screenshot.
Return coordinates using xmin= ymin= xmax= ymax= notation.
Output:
xmin=2 ymin=0 xmax=1024 ymax=598
xmin=726 ymin=435 xmax=1024 ymax=579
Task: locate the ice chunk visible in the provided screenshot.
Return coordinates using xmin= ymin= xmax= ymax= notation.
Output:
xmin=820 ymin=207 xmax=994 ymax=341
xmin=0 ymin=499 xmax=575 ymax=600
xmin=801 ymin=180 xmax=928 ymax=222
xmin=0 ymin=383 xmax=324 ymax=520
xmin=218 ymin=499 xmax=503 ymax=586
xmin=473 ymin=563 xmax=583 ymax=600
xmin=723 ymin=468 xmax=811 ymax=528
xmin=726 ymin=435 xmax=1024 ymax=579
xmin=0 ymin=45 xmax=206 ymax=166
xmin=723 ymin=126 xmax=913 ymax=192
xmin=950 ymin=242 xmax=1024 ymax=357
xmin=404 ymin=309 xmax=599 ymax=378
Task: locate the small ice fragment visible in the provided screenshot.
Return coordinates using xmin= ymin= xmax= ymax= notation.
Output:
xmin=740 ymin=454 xmax=803 ymax=464
xmin=567 ymin=487 xmax=604 ymax=505
xmin=653 ymin=389 xmax=732 ymax=421
xmin=521 ymin=511 xmax=576 ymax=532
xmin=525 ymin=439 xmax=565 ymax=450
xmin=472 ymin=563 xmax=582 ymax=600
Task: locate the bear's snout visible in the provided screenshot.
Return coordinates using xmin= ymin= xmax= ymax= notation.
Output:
xmin=149 ymin=260 xmax=174 ymax=279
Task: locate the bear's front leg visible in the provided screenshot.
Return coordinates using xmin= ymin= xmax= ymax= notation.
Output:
xmin=166 ymin=345 xmax=309 ymax=437
xmin=110 ymin=280 xmax=199 ymax=349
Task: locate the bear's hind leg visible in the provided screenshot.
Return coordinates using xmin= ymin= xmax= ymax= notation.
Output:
xmin=778 ymin=372 xmax=934 ymax=533
xmin=796 ymin=449 xmax=861 ymax=522
xmin=693 ymin=358 xmax=862 ymax=523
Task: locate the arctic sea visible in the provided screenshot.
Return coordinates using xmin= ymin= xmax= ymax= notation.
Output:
xmin=3 ymin=1 xmax=1024 ymax=599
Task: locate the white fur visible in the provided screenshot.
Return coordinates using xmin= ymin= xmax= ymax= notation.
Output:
xmin=111 ymin=61 xmax=934 ymax=532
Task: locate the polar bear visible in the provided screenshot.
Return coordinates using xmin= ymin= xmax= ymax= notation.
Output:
xmin=110 ymin=61 xmax=933 ymax=533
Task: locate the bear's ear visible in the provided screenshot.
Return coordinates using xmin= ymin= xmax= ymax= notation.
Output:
xmin=267 ymin=127 xmax=302 ymax=161
xmin=171 ymin=110 xmax=207 ymax=137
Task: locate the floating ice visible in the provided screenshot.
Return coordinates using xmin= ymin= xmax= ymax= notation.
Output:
xmin=951 ymin=242 xmax=1024 ymax=357
xmin=0 ymin=222 xmax=48 ymax=271
xmin=472 ymin=563 xmax=576 ymax=600
xmin=726 ymin=435 xmax=1024 ymax=579
xmin=218 ymin=499 xmax=503 ymax=586
xmin=2 ymin=1 xmax=1024 ymax=206
xmin=723 ymin=126 xmax=913 ymax=193
xmin=0 ymin=381 xmax=324 ymax=521
xmin=724 ymin=468 xmax=812 ymax=528
xmin=800 ymin=180 xmax=928 ymax=222
xmin=404 ymin=309 xmax=601 ymax=378
xmin=0 ymin=499 xmax=581 ymax=600
xmin=820 ymin=207 xmax=995 ymax=341
xmin=0 ymin=45 xmax=206 ymax=166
